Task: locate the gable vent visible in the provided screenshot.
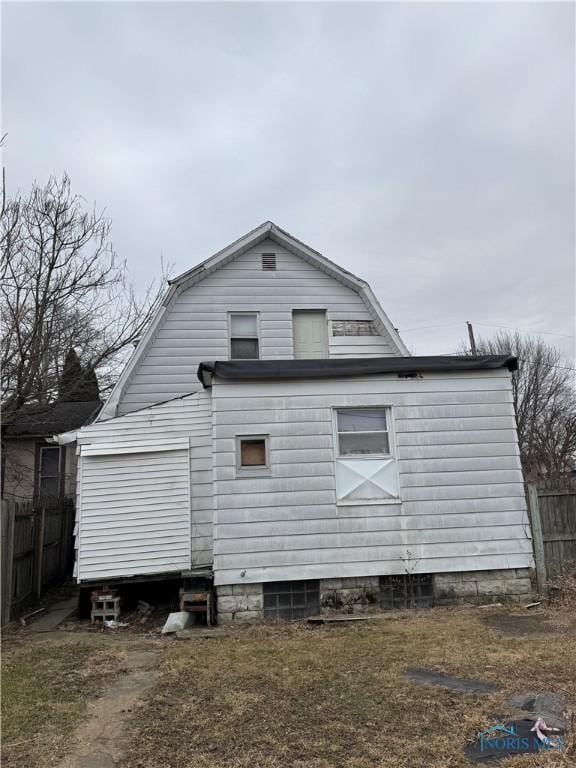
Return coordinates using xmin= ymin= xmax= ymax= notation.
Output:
xmin=262 ymin=253 xmax=277 ymax=271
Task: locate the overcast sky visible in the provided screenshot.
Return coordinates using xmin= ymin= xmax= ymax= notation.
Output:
xmin=3 ymin=1 xmax=574 ymax=359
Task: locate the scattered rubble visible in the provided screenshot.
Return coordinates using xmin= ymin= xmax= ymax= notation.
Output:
xmin=507 ymin=690 xmax=567 ymax=730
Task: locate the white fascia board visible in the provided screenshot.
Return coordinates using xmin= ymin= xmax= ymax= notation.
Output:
xmin=96 ymin=288 xmax=174 ymax=421
xmin=52 ymin=430 xmax=78 ymax=445
xmin=171 ymin=221 xmax=273 ymax=286
xmin=360 ymin=284 xmax=410 ymax=356
xmin=270 ymin=225 xmax=410 ymax=356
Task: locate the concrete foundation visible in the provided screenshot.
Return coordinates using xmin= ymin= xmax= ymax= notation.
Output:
xmin=215 ymin=568 xmax=534 ymax=624
xmin=216 ymin=582 xmax=264 ymax=624
xmin=434 ymin=568 xmax=533 ymax=604
xmin=319 ymin=576 xmax=380 ymax=613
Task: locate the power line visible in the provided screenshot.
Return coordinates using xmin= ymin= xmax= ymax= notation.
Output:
xmin=400 ymin=322 xmax=463 ymax=332
xmin=471 ymin=322 xmax=575 ymax=340
xmin=401 ymin=320 xmax=574 ymax=339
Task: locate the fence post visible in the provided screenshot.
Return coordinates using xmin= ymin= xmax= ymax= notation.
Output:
xmin=1 ymin=501 xmax=15 ymax=625
xmin=60 ymin=500 xmax=75 ymax=578
xmin=527 ymin=483 xmax=547 ymax=596
xmin=33 ymin=505 xmax=46 ymax=599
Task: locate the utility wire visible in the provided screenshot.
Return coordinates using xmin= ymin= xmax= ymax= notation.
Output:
xmin=401 ymin=320 xmax=574 ymax=339
xmin=471 ymin=322 xmax=575 ymax=339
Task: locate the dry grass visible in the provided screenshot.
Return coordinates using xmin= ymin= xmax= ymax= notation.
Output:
xmin=117 ymin=608 xmax=576 ymax=768
xmin=1 ymin=637 xmax=125 ymax=767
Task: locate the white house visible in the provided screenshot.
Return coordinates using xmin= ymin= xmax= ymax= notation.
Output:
xmin=67 ymin=222 xmax=534 ymax=621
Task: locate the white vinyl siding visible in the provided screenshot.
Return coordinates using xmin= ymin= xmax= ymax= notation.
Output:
xmin=211 ymin=369 xmax=533 ymax=586
xmin=78 ymin=446 xmax=190 ymax=580
xmin=117 ymin=239 xmax=399 ymax=414
xmin=74 ymin=391 xmax=213 ymax=580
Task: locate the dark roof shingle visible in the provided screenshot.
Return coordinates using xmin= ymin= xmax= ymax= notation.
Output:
xmin=2 ymin=401 xmax=101 ymax=437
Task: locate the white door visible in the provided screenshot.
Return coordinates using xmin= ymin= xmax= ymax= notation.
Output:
xmin=292 ymin=310 xmax=329 ymax=358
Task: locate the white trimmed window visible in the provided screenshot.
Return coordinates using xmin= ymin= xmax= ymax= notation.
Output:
xmin=336 ymin=409 xmax=390 ymax=456
xmin=229 ymin=313 xmax=259 ymax=360
xmin=334 ymin=408 xmax=399 ymax=503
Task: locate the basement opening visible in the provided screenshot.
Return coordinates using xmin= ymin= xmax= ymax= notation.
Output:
xmin=379 ymin=574 xmax=434 ymax=610
xmin=263 ymin=580 xmax=320 ymax=620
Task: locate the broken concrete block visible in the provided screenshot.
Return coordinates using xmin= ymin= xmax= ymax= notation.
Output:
xmin=161 ymin=612 xmax=193 ymax=634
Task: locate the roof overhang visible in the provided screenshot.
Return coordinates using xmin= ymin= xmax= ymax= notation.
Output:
xmin=98 ymin=221 xmax=409 ymax=420
xmin=197 ymin=355 xmax=518 ymax=388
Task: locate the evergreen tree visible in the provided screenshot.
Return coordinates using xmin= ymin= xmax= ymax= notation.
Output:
xmin=81 ymin=363 xmax=100 ymax=401
xmin=57 ymin=349 xmax=100 ymax=401
xmin=58 ymin=348 xmax=84 ymax=401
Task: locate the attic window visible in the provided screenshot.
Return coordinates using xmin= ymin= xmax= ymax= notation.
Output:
xmin=262 ymin=253 xmax=277 ymax=271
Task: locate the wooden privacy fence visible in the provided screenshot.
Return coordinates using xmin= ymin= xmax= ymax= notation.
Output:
xmin=527 ymin=485 xmax=576 ymax=594
xmin=1 ymin=498 xmax=75 ymax=625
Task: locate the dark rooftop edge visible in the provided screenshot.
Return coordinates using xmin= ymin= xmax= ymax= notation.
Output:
xmin=197 ymin=355 xmax=517 ymax=388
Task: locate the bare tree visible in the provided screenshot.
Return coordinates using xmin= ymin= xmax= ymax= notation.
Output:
xmin=461 ymin=331 xmax=576 ymax=487
xmin=1 ymin=174 xmax=168 ymax=414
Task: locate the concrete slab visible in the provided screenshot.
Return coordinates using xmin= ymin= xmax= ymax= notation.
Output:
xmin=405 ymin=668 xmax=499 ymax=694
xmin=28 ymin=597 xmax=78 ymax=632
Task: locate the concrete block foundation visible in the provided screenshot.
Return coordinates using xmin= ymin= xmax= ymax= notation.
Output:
xmin=215 ymin=568 xmax=534 ymax=624
xmin=434 ymin=568 xmax=533 ymax=604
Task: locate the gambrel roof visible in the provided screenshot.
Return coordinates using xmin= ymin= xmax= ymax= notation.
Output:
xmin=99 ymin=222 xmax=408 ymax=420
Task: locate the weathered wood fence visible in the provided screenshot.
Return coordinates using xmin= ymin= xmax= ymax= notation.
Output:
xmin=1 ymin=498 xmax=75 ymax=625
xmin=527 ymin=484 xmax=576 ymax=594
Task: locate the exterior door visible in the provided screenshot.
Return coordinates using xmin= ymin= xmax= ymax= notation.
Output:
xmin=292 ymin=310 xmax=329 ymax=359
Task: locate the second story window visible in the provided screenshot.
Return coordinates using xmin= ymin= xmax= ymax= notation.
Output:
xmin=229 ymin=313 xmax=259 ymax=359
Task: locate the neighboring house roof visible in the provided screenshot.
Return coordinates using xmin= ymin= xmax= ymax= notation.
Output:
xmin=2 ymin=401 xmax=102 ymax=438
xmin=99 ymin=221 xmax=409 ymax=420
xmin=197 ymin=355 xmax=518 ymax=388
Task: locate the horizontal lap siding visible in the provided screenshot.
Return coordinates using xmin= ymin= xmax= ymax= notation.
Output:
xmin=76 ymin=392 xmax=214 ymax=579
xmin=78 ymin=449 xmax=191 ymax=580
xmin=118 ymin=239 xmax=398 ymax=414
xmin=212 ymin=371 xmax=533 ymax=585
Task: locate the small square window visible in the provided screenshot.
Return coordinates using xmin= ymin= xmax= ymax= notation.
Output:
xmin=230 ymin=313 xmax=259 ymax=360
xmin=237 ymin=436 xmax=269 ymax=471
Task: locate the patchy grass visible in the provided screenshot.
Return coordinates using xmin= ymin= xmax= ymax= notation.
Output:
xmin=118 ymin=608 xmax=576 ymax=768
xmin=1 ymin=638 xmax=125 ymax=767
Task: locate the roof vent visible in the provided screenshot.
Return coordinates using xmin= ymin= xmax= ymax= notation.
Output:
xmin=262 ymin=253 xmax=276 ymax=271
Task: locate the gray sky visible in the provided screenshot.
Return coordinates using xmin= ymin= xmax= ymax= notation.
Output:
xmin=3 ymin=1 xmax=575 ymax=359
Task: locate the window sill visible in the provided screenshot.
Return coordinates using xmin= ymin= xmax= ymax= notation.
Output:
xmin=236 ymin=469 xmax=272 ymax=478
xmin=337 ymin=498 xmax=402 ymax=507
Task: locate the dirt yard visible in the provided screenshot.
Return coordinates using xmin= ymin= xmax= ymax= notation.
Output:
xmin=2 ymin=605 xmax=575 ymax=768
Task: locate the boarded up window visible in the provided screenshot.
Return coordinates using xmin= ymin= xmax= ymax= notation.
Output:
xmin=263 ymin=580 xmax=320 ymax=620
xmin=332 ymin=320 xmax=378 ymax=336
xmin=239 ymin=438 xmax=267 ymax=467
xmin=379 ymin=575 xmax=434 ymax=609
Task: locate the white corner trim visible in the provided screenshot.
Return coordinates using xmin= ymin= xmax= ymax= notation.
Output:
xmin=360 ymin=284 xmax=410 ymax=356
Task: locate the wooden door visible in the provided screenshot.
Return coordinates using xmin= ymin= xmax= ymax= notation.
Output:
xmin=292 ymin=311 xmax=328 ymax=359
